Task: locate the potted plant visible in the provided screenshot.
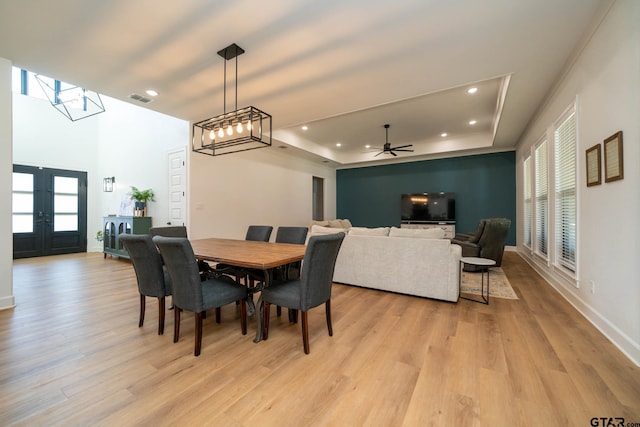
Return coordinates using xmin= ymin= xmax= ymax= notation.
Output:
xmin=130 ymin=186 xmax=155 ymax=216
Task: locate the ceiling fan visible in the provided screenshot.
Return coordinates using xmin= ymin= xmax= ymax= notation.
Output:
xmin=374 ymin=124 xmax=414 ymax=157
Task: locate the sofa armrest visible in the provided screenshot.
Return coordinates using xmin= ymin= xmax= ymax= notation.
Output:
xmin=450 ymin=239 xmax=481 ymax=258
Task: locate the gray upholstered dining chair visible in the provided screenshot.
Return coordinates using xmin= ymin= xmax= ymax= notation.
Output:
xmin=149 ymin=225 xmax=188 ymax=238
xmin=153 ymin=236 xmax=248 ymax=357
xmin=119 ymin=234 xmax=172 ymax=335
xmin=261 ymin=232 xmax=345 ymax=354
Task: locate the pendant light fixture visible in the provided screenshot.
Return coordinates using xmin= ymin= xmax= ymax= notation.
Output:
xmin=192 ymin=43 xmax=272 ymax=156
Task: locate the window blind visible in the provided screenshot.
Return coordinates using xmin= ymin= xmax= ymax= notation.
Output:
xmin=534 ymin=141 xmax=548 ymax=256
xmin=523 ymin=156 xmax=532 ymax=248
xmin=554 ymin=110 xmax=577 ymax=271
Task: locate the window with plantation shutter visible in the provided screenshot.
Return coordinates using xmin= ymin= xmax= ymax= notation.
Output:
xmin=534 ymin=140 xmax=548 ymax=257
xmin=554 ymin=109 xmax=577 ymax=272
xmin=523 ymin=156 xmax=532 ymax=248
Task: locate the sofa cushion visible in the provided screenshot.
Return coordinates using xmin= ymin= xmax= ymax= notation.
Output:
xmin=310 ymin=220 xmax=329 ymax=228
xmin=388 ymin=227 xmax=445 ymax=239
xmin=311 ymin=224 xmax=345 ymax=234
xmin=348 ymin=226 xmax=390 ymax=236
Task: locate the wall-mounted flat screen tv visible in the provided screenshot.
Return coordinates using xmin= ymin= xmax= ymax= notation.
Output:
xmin=401 ymin=192 xmax=456 ymax=223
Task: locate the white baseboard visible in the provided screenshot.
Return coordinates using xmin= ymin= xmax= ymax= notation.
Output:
xmin=0 ymin=295 xmax=15 ymax=311
xmin=516 ymin=248 xmax=640 ymax=367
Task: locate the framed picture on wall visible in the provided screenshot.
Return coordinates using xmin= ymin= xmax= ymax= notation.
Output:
xmin=586 ymin=144 xmax=601 ymax=187
xmin=604 ymin=131 xmax=623 ymax=183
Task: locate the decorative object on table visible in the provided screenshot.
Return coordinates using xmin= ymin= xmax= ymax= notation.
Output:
xmin=34 ymin=74 xmax=106 ymax=121
xmin=129 ymin=186 xmax=154 ymax=217
xmin=603 ymin=131 xmax=623 ymax=183
xmin=95 ymin=230 xmax=104 ymax=242
xmin=585 ymin=144 xmax=602 ymax=187
xmin=102 ymin=176 xmax=115 ymax=192
xmin=460 ymin=267 xmax=517 ymax=300
xmin=192 ymin=43 xmax=272 ymax=156
xmin=374 ymin=124 xmax=414 ymax=157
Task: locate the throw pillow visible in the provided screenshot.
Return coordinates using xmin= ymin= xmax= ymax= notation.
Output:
xmin=340 ymin=219 xmax=353 ymax=229
xmin=388 ymin=227 xmax=445 ymax=239
xmin=328 ymin=219 xmax=344 ymax=228
xmin=348 ymin=227 xmax=390 ymax=236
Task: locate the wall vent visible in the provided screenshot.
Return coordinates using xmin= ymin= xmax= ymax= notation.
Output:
xmin=128 ymin=93 xmax=153 ymax=104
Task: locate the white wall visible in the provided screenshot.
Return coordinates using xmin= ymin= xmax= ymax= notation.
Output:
xmin=12 ymin=93 xmax=188 ymax=253
xmin=188 ymin=146 xmax=336 ymax=240
xmin=94 ymin=96 xmax=189 ymax=248
xmin=516 ymin=0 xmax=639 ymax=365
xmin=0 ymin=57 xmax=15 ymax=310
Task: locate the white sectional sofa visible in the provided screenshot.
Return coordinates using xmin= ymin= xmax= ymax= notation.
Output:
xmin=308 ymin=224 xmax=462 ymax=302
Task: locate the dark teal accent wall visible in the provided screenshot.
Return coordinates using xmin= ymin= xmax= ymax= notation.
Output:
xmin=336 ymin=151 xmax=516 ymax=245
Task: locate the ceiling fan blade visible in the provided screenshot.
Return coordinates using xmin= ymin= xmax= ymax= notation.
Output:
xmin=374 ymin=151 xmax=383 ymax=157
xmin=390 ymin=151 xmax=397 ymax=157
xmin=392 ymin=144 xmax=413 ymax=150
xmin=393 ymin=149 xmax=414 ymax=152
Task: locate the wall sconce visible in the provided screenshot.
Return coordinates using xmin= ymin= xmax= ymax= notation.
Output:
xmin=103 ymin=177 xmax=115 ymax=192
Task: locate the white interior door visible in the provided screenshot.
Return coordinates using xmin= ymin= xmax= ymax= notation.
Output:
xmin=168 ymin=148 xmax=186 ymax=227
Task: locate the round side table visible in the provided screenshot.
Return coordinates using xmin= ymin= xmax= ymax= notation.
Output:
xmin=459 ymin=257 xmax=496 ymax=304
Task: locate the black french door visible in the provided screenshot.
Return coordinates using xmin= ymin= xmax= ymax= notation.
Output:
xmin=12 ymin=165 xmax=87 ymax=259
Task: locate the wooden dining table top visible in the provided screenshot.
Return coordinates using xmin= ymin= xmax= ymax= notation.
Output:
xmin=190 ymin=237 xmax=306 ymax=270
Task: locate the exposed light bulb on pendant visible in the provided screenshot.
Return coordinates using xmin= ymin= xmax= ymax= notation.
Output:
xmin=218 ymin=127 xmax=225 ymax=138
xmin=236 ymin=121 xmax=243 ymax=133
xmin=226 ymin=123 xmax=233 ymax=136
xmin=209 ymin=129 xmax=216 ymax=140
xmin=246 ymin=120 xmax=252 ymax=131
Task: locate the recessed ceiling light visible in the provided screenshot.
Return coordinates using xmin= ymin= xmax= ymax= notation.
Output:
xmin=301 ymin=125 xmax=308 ymax=131
xmin=468 ymin=120 xmax=477 ymax=125
xmin=365 ymin=144 xmax=371 ymax=149
xmin=336 ymin=143 xmax=342 ymax=147
xmin=145 ymin=89 xmax=158 ymax=97
xmin=467 ymin=87 xmax=478 ymax=94
xmin=441 ymin=133 xmax=448 ymax=137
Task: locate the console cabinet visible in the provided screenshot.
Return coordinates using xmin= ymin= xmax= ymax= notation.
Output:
xmin=103 ymin=216 xmax=152 ymax=258
xmin=401 ymin=222 xmax=456 ymax=239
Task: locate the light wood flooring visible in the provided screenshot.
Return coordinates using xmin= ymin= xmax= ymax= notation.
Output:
xmin=1 ymin=251 xmax=639 ymax=426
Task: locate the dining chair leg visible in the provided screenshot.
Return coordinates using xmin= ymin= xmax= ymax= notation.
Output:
xmin=240 ymin=300 xmax=247 ymax=335
xmin=289 ymin=309 xmax=298 ymax=324
xmin=325 ymin=300 xmax=333 ymax=336
xmin=262 ymin=301 xmax=271 ymax=340
xmin=138 ymin=294 xmax=146 ymax=327
xmin=174 ymin=307 xmax=181 ymax=343
xmin=158 ymin=296 xmax=165 ymax=335
xmin=195 ymin=312 xmax=204 ymax=357
xmin=301 ymin=311 xmax=310 ymax=354
xmin=215 ymin=307 xmax=221 ymax=324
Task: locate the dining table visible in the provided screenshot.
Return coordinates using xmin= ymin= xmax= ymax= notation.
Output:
xmin=189 ymin=237 xmax=306 ymax=343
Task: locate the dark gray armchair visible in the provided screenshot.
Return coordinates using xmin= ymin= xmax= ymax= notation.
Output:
xmin=261 ymin=232 xmax=345 ymax=354
xmin=153 ymin=236 xmax=248 ymax=357
xmin=451 ymin=218 xmax=511 ymax=270
xmin=119 ymin=234 xmax=172 ymax=335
